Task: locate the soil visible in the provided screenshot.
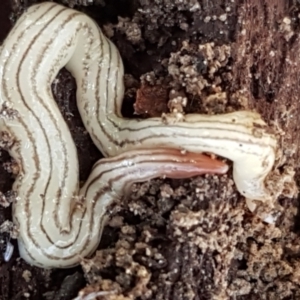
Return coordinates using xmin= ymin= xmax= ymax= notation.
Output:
xmin=0 ymin=0 xmax=300 ymax=299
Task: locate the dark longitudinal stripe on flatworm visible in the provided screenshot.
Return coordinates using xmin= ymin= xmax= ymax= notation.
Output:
xmin=11 ymin=8 xmax=83 ymax=255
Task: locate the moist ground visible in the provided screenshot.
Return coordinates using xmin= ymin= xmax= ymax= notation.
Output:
xmin=0 ymin=0 xmax=300 ymax=299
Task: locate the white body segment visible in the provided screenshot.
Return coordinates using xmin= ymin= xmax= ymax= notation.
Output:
xmin=0 ymin=2 xmax=277 ymax=268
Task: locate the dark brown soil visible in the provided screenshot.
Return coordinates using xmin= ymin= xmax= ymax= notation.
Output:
xmin=1 ymin=0 xmax=300 ymax=299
